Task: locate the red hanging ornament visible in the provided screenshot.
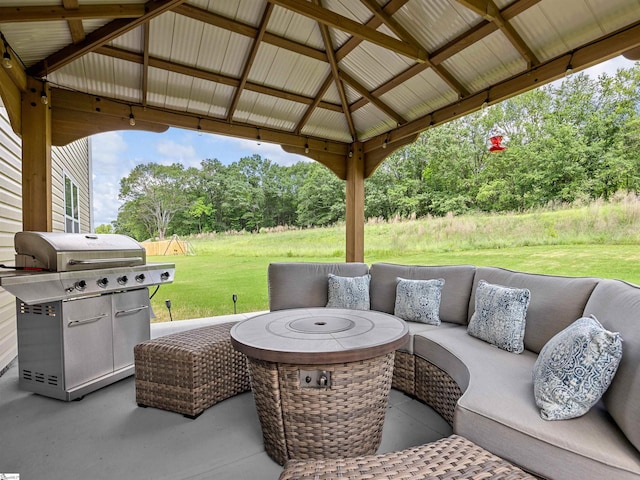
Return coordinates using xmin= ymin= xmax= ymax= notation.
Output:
xmin=488 ymin=134 xmax=506 ymax=152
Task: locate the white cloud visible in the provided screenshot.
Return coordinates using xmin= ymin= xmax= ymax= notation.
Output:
xmin=220 ymin=135 xmax=310 ymax=166
xmin=155 ymin=140 xmax=200 ymax=167
xmin=91 ymin=132 xmax=134 ymax=228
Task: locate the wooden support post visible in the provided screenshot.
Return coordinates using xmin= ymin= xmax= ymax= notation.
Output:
xmin=21 ymin=77 xmax=52 ymax=232
xmin=345 ymin=142 xmax=365 ymax=263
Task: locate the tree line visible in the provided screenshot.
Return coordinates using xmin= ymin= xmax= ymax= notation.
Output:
xmin=103 ymin=65 xmax=640 ymax=240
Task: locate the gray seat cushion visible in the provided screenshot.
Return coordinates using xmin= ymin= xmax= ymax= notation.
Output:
xmin=414 ymin=328 xmax=640 ymax=480
xmin=370 ymin=263 xmax=476 ymax=325
xmin=583 ymin=279 xmax=640 ymax=453
xmin=470 ymin=267 xmax=599 ymax=353
xmin=268 ymin=262 xmax=369 ymax=311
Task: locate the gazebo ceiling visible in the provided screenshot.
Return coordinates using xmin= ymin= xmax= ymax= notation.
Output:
xmin=1 ymin=0 xmax=640 ymax=178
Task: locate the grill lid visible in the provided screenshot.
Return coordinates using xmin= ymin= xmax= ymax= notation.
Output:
xmin=15 ymin=232 xmax=146 ymax=272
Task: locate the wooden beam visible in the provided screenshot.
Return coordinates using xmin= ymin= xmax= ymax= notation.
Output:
xmin=95 ymin=45 xmax=343 ymax=112
xmin=27 ymin=0 xmax=186 ymax=77
xmin=345 ymin=142 xmax=365 ymax=262
xmin=316 ymin=13 xmax=357 ymax=139
xmin=295 ymin=74 xmax=333 ymax=134
xmin=62 ymin=0 xmax=86 ymax=44
xmin=455 ymin=0 xmax=539 ymax=65
xmin=22 ymin=77 xmax=52 ymax=232
xmin=0 ymin=66 xmax=22 ymax=135
xmin=270 ymin=0 xmax=428 ymax=63
xmin=226 ymin=3 xmax=273 ymax=122
xmin=141 ymin=22 xmax=149 ymax=106
xmin=363 ymin=19 xmax=640 ymax=154
xmin=281 ymin=144 xmax=347 ymax=179
xmin=49 ymin=88 xmax=350 ymax=158
xmin=0 ymin=4 xmax=145 ymax=22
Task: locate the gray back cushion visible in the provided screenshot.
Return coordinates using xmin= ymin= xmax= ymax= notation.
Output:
xmin=583 ymin=279 xmax=640 ymax=453
xmin=268 ymin=262 xmax=369 ymax=311
xmin=469 ymin=267 xmax=598 ymax=353
xmin=369 ymin=263 xmax=476 ymax=324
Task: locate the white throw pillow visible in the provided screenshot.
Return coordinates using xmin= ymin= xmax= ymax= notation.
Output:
xmin=533 ymin=315 xmax=623 ymax=420
xmin=326 ymin=273 xmax=371 ymax=310
xmin=467 ymin=280 xmax=530 ymax=353
xmin=394 ymin=277 xmax=444 ymax=325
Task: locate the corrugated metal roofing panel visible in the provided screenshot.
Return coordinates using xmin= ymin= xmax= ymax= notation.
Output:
xmin=380 ymin=69 xmax=458 ymax=122
xmin=186 ymin=78 xmax=232 ymax=118
xmin=197 ymin=0 xmax=263 ymax=26
xmin=148 ymin=13 xmax=176 ymax=61
xmin=169 ymin=14 xmax=206 ymax=67
xmin=80 ymin=53 xmax=117 ymax=99
xmin=322 ymin=83 xmax=342 ymax=105
xmin=233 ymin=90 xmax=304 ymax=131
xmin=301 ymin=109 xmax=352 ymax=143
xmin=163 ymin=71 xmax=195 ymax=111
xmin=443 ymin=30 xmax=525 ymax=94
xmin=112 ymin=57 xmax=142 ymax=103
xmin=0 ymin=21 xmax=71 ymax=68
xmin=340 ymin=42 xmax=412 ymax=91
xmin=146 ymin=66 xmax=169 ymax=107
xmin=394 ymin=0 xmax=481 ymax=52
xmin=249 ymin=43 xmax=329 ymax=97
xmin=195 ymin=25 xmax=252 ymax=78
xmin=269 ymin=5 xmax=324 ymax=50
xmin=48 ymin=60 xmax=87 ymax=93
xmin=513 ymin=0 xmax=640 ymax=63
xmin=110 ymin=25 xmax=144 ymax=52
xmin=352 ymin=103 xmax=397 ymax=140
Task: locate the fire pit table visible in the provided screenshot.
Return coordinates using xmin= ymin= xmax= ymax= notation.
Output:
xmin=230 ymin=308 xmax=408 ymax=465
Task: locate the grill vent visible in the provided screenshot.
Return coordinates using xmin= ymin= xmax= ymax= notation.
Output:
xmin=22 ymin=369 xmax=58 ymax=386
xmin=19 ymin=302 xmax=58 ymax=317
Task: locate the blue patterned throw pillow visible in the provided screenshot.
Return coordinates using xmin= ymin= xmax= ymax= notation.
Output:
xmin=326 ymin=274 xmax=371 ymax=310
xmin=394 ymin=278 xmax=444 ymax=325
xmin=467 ymin=280 xmax=530 ymax=353
xmin=533 ymin=315 xmax=623 ymax=421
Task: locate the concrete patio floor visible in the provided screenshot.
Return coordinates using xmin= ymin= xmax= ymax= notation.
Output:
xmin=0 ymin=314 xmax=452 ymax=480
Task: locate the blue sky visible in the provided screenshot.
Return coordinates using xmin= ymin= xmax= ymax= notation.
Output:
xmin=90 ymin=56 xmax=637 ymax=228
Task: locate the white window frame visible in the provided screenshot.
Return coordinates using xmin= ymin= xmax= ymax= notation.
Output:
xmin=64 ymin=171 xmax=81 ymax=233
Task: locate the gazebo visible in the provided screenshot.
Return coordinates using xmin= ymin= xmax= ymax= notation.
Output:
xmin=1 ymin=0 xmax=639 ymax=262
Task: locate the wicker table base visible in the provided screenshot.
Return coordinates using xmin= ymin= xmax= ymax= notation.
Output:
xmin=248 ymin=351 xmax=395 ymax=465
xmin=279 ymin=434 xmax=537 ymax=480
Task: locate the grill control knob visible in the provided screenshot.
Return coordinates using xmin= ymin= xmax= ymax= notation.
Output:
xmin=97 ymin=277 xmax=109 ymax=288
xmin=118 ymin=275 xmax=128 ymax=285
xmin=135 ymin=274 xmax=145 ymax=283
xmin=160 ymin=271 xmax=170 ymax=281
xmin=75 ymin=280 xmax=87 ymax=291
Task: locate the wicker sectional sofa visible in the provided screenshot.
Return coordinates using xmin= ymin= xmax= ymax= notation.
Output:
xmin=267 ymin=262 xmax=640 ymax=480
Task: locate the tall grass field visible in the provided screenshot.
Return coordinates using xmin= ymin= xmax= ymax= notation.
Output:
xmin=149 ymin=194 xmax=640 ymax=322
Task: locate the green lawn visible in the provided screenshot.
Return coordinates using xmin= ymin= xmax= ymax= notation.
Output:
xmin=149 ymin=198 xmax=640 ymax=322
xmin=149 ymin=243 xmax=640 ymax=322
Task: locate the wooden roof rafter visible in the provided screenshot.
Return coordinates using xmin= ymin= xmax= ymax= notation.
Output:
xmin=315 ymin=0 xmax=357 ymax=140
xmin=61 ymin=0 xmax=86 ymax=44
xmin=226 ymin=3 xmax=274 ymax=122
xmin=455 ymin=0 xmax=540 ymax=66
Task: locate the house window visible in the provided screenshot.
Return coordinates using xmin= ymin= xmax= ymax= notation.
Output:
xmin=64 ymin=173 xmax=80 ymax=233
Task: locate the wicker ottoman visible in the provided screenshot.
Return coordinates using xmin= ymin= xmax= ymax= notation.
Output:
xmin=278 ymin=434 xmax=537 ymax=480
xmin=134 ymin=322 xmax=250 ymax=418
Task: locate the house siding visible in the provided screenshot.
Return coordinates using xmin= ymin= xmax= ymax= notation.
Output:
xmin=0 ymin=103 xmax=92 ymax=373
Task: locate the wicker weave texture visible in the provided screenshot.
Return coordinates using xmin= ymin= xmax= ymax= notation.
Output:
xmin=248 ymin=352 xmax=395 ymax=465
xmin=392 ymin=350 xmax=415 ymax=396
xmin=414 ymin=357 xmax=463 ymax=426
xmin=134 ymin=322 xmax=250 ymax=417
xmin=279 ymin=434 xmax=537 ymax=480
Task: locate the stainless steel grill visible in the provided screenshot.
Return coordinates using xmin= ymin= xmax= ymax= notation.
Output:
xmin=0 ymin=232 xmax=175 ymax=401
